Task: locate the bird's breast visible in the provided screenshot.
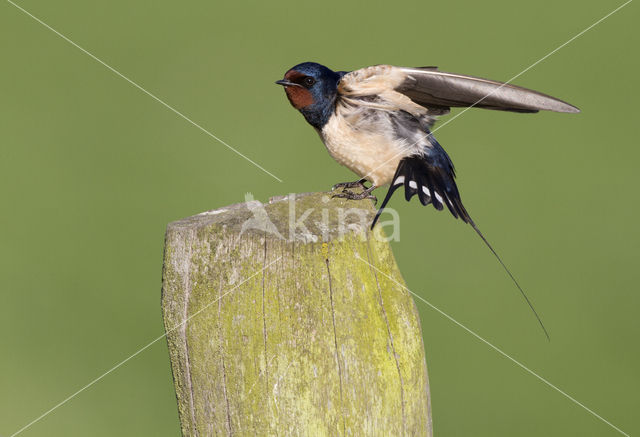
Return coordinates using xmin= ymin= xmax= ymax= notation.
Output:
xmin=319 ymin=109 xmax=412 ymax=187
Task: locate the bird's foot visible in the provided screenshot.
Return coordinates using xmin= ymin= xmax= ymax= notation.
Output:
xmin=331 ymin=183 xmax=377 ymax=204
xmin=331 ymin=179 xmax=368 ymax=191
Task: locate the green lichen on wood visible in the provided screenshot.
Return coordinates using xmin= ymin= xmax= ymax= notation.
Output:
xmin=161 ymin=193 xmax=432 ymax=436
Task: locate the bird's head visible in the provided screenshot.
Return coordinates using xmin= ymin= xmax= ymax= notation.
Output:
xmin=276 ymin=62 xmax=343 ymax=128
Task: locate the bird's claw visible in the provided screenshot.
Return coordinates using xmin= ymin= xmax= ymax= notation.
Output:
xmin=331 ymin=179 xmax=377 ymax=204
xmin=331 ymin=190 xmax=377 ymax=204
xmin=331 ymin=180 xmax=367 ymax=191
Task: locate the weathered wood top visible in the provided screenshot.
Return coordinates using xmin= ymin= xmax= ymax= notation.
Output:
xmin=167 ymin=192 xmax=378 ymax=242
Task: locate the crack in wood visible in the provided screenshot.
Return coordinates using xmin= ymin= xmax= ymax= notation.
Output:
xmin=183 ymin=231 xmax=199 ymax=437
xmin=261 ymin=236 xmax=269 ymax=395
xmin=325 ymin=255 xmax=346 ymax=436
xmin=365 ymin=240 xmax=407 ymax=435
xmin=218 ymin=276 xmax=233 ymax=436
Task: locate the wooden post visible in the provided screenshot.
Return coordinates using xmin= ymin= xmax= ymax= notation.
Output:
xmin=161 ymin=192 xmax=432 ymax=436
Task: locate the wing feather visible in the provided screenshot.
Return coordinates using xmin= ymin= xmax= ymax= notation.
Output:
xmin=397 ymin=67 xmax=580 ymax=113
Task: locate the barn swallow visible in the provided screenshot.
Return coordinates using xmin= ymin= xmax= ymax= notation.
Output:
xmin=277 ymin=62 xmax=579 ymax=338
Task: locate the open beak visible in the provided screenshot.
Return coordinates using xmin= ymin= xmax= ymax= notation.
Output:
xmin=275 ymin=79 xmax=300 ymax=87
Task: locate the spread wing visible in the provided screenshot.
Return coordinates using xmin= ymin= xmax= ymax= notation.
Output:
xmin=337 ymin=64 xmax=561 ymax=339
xmin=396 ymin=67 xmax=580 ymax=114
xmin=339 ymin=65 xmax=579 ymax=115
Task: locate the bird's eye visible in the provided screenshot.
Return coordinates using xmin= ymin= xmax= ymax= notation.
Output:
xmin=303 ymin=77 xmax=316 ymax=87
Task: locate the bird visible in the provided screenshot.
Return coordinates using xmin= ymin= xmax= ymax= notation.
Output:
xmin=276 ymin=62 xmax=579 ymax=338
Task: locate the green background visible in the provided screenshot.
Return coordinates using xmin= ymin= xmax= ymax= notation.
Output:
xmin=1 ymin=0 xmax=638 ymax=436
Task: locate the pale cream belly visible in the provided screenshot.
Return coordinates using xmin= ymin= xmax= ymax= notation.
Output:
xmin=320 ymin=119 xmax=406 ymax=187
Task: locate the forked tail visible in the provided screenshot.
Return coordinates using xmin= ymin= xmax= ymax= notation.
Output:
xmin=372 ymin=148 xmax=550 ymax=340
